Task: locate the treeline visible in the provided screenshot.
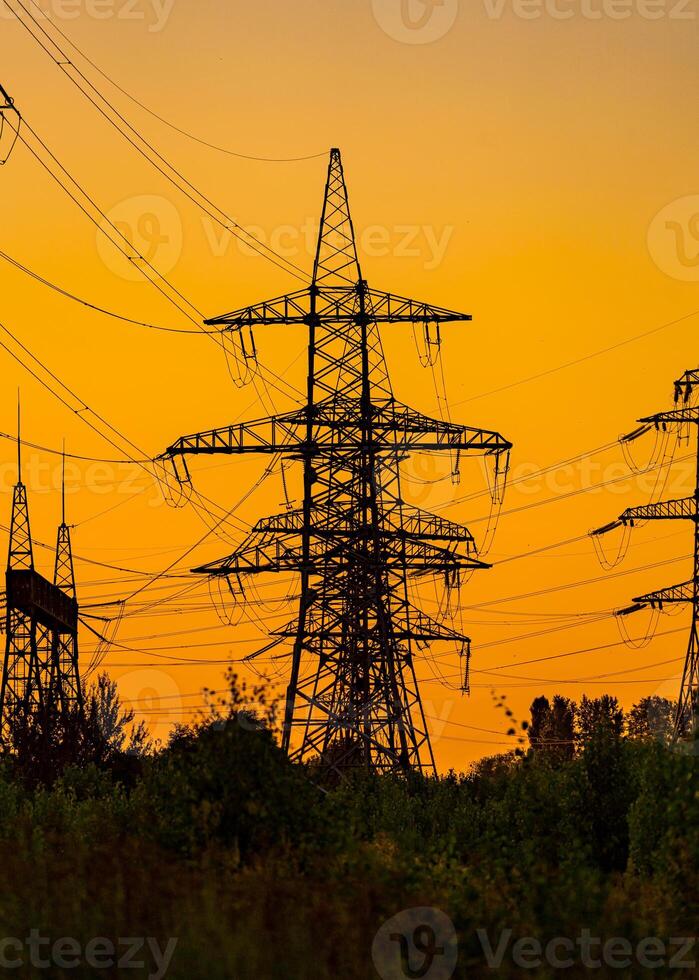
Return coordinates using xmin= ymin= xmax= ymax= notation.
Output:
xmin=0 ymin=675 xmax=696 ymax=978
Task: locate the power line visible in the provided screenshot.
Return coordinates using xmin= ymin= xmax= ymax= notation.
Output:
xmin=118 ymin=455 xmax=282 ymax=609
xmin=464 ymin=552 xmax=692 ymax=610
xmin=436 ymin=438 xmax=618 ymax=510
xmin=7 ymin=0 xmax=313 ymax=285
xmin=14 ymin=119 xmax=302 ymax=409
xmin=0 ymin=313 xmax=258 ymax=540
xmin=482 ymin=655 xmax=685 ymax=685
xmin=445 ymin=451 xmax=694 ymax=523
xmin=0 ymin=429 xmax=147 ymax=464
xmin=0 ymin=247 xmax=213 ymax=334
xmin=24 ymin=0 xmax=327 ymax=164
xmin=449 ymin=309 xmax=699 ymax=408
xmin=474 ymin=626 xmax=688 ymax=675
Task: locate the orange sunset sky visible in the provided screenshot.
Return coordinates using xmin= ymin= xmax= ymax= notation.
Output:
xmin=0 ymin=0 xmax=697 ymax=768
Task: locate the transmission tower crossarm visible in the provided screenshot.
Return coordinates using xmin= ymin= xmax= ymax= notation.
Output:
xmin=205 ymin=289 xmax=311 ymax=328
xmin=639 ymin=407 xmax=699 ymax=426
xmin=633 ymin=581 xmax=695 ymax=607
xmin=193 ymin=531 xmax=489 ymax=576
xmin=272 ymin=603 xmax=471 ymax=643
xmin=255 ymin=503 xmax=476 ymax=548
xmin=206 ymin=285 xmax=472 ymax=330
xmin=163 ymin=398 xmax=511 ymax=466
xmin=621 ymin=497 xmax=697 ymax=524
xmin=361 ymin=287 xmax=472 ymax=324
xmin=382 ymin=503 xmax=478 ymax=549
xmin=163 ymin=409 xmax=308 ymax=460
xmin=355 ymin=400 xmax=512 ymax=454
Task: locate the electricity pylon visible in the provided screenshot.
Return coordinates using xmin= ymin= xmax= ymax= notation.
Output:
xmin=164 ymin=150 xmax=511 ymax=776
xmin=52 ymin=448 xmax=82 ymax=712
xmin=602 ymin=368 xmax=699 ymax=740
xmin=0 ymin=424 xmax=82 ymax=741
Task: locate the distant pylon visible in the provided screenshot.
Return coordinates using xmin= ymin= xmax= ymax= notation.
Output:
xmin=597 ymin=368 xmax=699 ymax=740
xmin=0 ymin=412 xmax=83 ymax=741
xmin=52 ymin=445 xmax=82 ymax=713
xmin=8 ymin=397 xmax=32 ymax=571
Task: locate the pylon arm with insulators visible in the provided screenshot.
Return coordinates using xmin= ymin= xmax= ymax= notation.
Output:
xmin=206 ymin=285 xmax=472 ymax=330
xmin=632 ymin=581 xmax=696 ymax=608
xmin=271 ymin=602 xmax=471 ymax=645
xmin=640 ymin=407 xmax=699 ymax=427
xmin=163 ymin=397 xmax=511 ymax=470
xmin=359 ymin=400 xmax=511 ymax=454
xmin=255 ymin=502 xmax=477 ymax=551
xmin=621 ymin=497 xmax=697 ymax=524
xmin=194 ymin=531 xmax=488 ymax=577
xmin=163 ymin=408 xmax=308 ymax=461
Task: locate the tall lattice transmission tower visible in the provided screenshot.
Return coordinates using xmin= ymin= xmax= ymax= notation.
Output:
xmin=164 ymin=150 xmax=511 ymax=776
xmin=595 ymin=368 xmax=699 ymax=740
xmin=0 ymin=421 xmax=82 ymax=741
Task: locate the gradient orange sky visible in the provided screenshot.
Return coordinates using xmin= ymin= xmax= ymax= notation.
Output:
xmin=0 ymin=0 xmax=697 ymax=768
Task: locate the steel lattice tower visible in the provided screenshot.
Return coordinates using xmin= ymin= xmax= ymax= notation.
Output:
xmin=164 ymin=150 xmax=511 ymax=776
xmin=0 ymin=432 xmax=83 ymax=740
xmin=606 ymin=368 xmax=699 ymax=740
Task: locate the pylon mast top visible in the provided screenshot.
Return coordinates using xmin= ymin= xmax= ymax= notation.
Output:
xmin=313 ymin=149 xmax=362 ymax=286
xmin=16 ymin=391 xmax=22 ymax=485
xmin=8 ymin=393 xmax=32 ymax=573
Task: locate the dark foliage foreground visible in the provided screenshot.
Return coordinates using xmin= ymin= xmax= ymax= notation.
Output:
xmin=0 ymin=682 xmax=696 ymax=979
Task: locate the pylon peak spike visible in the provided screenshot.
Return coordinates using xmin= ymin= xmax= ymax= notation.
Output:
xmin=16 ymin=388 xmax=22 ymax=486
xmin=61 ymin=439 xmax=66 ymax=527
xmin=313 ymin=147 xmax=362 ymax=287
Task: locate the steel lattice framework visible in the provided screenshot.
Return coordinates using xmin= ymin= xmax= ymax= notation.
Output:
xmin=0 ymin=441 xmax=82 ymax=740
xmin=164 ymin=150 xmax=511 ymax=776
xmin=607 ymin=369 xmax=699 ymax=740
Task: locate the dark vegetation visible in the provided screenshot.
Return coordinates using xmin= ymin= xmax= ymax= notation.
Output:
xmin=1 ymin=675 xmax=697 ymax=978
